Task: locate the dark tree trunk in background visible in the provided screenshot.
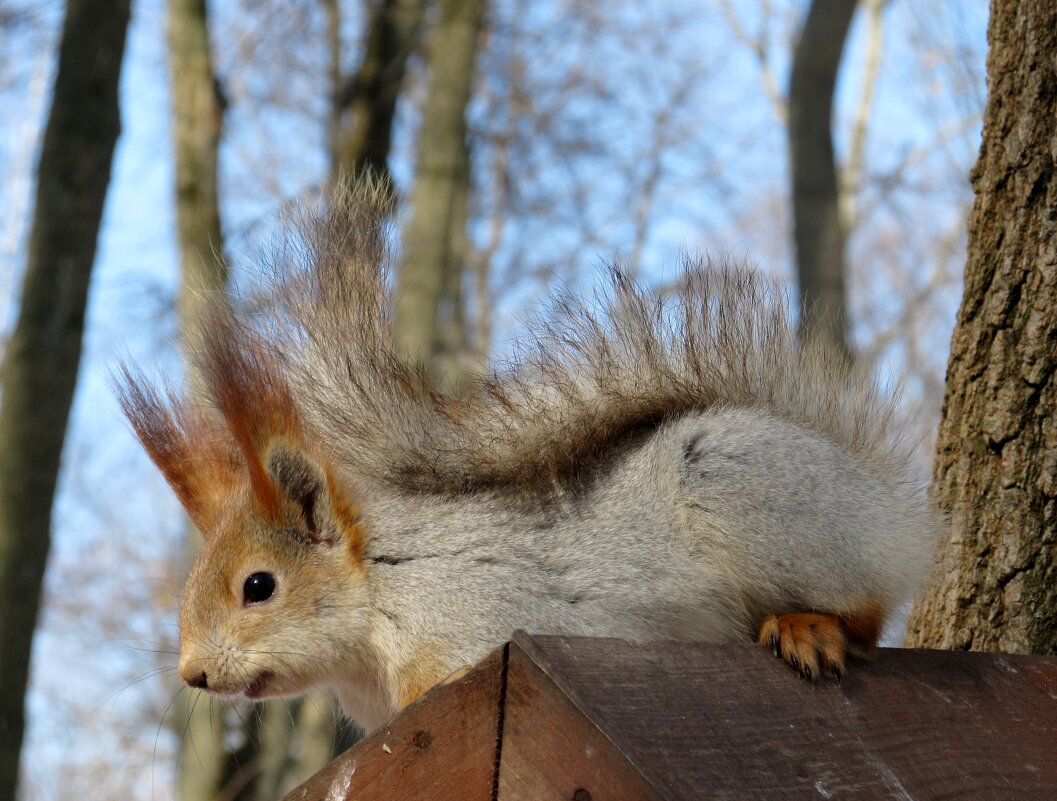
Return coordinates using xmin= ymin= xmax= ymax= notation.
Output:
xmin=327 ymin=0 xmax=426 ymax=182
xmin=167 ymin=1 xmax=231 ymax=799
xmin=788 ymin=0 xmax=858 ymax=357
xmin=906 ymin=0 xmax=1057 ymax=655
xmin=0 ymin=0 xmax=130 ymax=797
xmin=393 ymin=0 xmax=486 ymax=381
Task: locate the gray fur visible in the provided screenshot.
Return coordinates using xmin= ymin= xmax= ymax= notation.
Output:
xmin=356 ymin=406 xmax=934 ymax=672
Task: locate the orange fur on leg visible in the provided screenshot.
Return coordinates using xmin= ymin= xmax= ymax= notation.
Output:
xmin=397 ymin=648 xmax=451 ymax=710
xmin=758 ymin=607 xmax=884 ymax=682
xmin=839 ymin=606 xmax=885 ymax=659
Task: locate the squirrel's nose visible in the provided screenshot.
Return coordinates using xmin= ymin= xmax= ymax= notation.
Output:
xmin=179 ymin=663 xmax=209 ymax=689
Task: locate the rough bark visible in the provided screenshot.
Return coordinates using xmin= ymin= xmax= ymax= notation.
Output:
xmin=167 ymin=1 xmax=230 ymax=799
xmin=788 ymin=0 xmax=858 ymax=358
xmin=906 ymin=0 xmax=1057 ymax=655
xmin=328 ymin=0 xmax=425 ymax=182
xmin=392 ymin=0 xmax=485 ymax=377
xmin=0 ymin=1 xmax=130 ymax=797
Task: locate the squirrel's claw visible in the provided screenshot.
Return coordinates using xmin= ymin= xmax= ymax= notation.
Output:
xmin=833 ymin=664 xmax=845 ymax=686
xmin=757 ymin=612 xmax=848 ymax=683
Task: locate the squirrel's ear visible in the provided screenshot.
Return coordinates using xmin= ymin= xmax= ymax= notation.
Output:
xmin=116 ymin=367 xmax=241 ymax=536
xmin=265 ymin=446 xmax=365 ymax=559
xmin=193 ymin=306 xmax=299 ymax=522
xmin=266 ymin=446 xmax=327 ymax=541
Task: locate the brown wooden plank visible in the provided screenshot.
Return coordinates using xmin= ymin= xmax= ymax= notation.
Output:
xmin=282 ymin=646 xmax=505 ymax=801
xmin=512 ymin=632 xmax=1057 ymax=801
xmin=498 ymin=639 xmax=667 ymax=801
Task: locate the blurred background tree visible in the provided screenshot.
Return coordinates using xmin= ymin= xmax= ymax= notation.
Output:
xmin=328 ymin=0 xmax=425 ymax=181
xmin=0 ymin=0 xmax=991 ymax=798
xmin=167 ymin=0 xmax=229 ymax=793
xmin=393 ymin=0 xmax=486 ymax=380
xmin=787 ymin=0 xmax=857 ymax=357
xmin=0 ymin=1 xmax=130 ymax=798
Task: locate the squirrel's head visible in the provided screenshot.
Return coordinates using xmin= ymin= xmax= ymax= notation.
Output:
xmin=118 ymin=311 xmax=371 ymax=702
xmin=175 ymin=439 xmax=370 ymax=701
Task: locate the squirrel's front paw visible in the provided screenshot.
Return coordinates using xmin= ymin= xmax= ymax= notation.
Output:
xmin=758 ymin=613 xmax=847 ymax=683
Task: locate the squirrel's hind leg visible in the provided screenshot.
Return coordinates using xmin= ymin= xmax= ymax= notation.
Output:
xmin=758 ymin=607 xmax=884 ymax=682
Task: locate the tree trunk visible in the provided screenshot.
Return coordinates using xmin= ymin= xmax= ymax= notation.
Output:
xmin=788 ymin=0 xmax=858 ymax=357
xmin=328 ymin=0 xmax=426 ymax=182
xmin=905 ymin=0 xmax=1057 ymax=655
xmin=232 ymin=698 xmax=339 ymax=800
xmin=0 ymin=0 xmax=130 ymax=797
xmin=392 ymin=0 xmax=485 ymax=378
xmin=167 ymin=1 xmax=231 ymax=799
xmin=171 ymin=0 xmax=226 ymax=326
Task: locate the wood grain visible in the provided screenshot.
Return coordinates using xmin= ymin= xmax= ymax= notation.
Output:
xmin=510 ymin=633 xmax=1057 ymax=800
xmin=498 ymin=639 xmax=666 ymax=801
xmin=284 ymin=635 xmax=1057 ymax=800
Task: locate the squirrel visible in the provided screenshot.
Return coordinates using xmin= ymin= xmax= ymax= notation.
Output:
xmin=118 ymin=179 xmax=938 ymax=733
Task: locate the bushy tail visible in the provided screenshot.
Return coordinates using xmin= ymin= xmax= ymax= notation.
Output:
xmin=263 ymin=178 xmax=909 ymax=495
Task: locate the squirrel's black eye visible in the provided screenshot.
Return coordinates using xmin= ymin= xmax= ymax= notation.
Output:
xmin=243 ymin=572 xmax=276 ymax=605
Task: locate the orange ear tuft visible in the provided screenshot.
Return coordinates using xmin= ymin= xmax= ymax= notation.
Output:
xmin=193 ymin=306 xmax=303 ymax=521
xmin=116 ymin=366 xmax=242 ymax=535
